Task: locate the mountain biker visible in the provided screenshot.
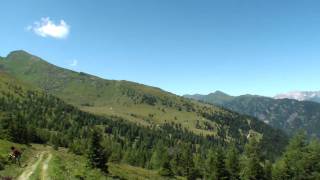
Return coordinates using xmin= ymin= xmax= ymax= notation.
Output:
xmin=10 ymin=146 xmax=22 ymax=167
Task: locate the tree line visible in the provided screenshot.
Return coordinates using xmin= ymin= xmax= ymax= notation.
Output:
xmin=0 ymin=83 xmax=319 ymax=179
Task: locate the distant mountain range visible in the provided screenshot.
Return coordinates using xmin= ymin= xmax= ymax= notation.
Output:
xmin=274 ymin=91 xmax=320 ymax=103
xmin=184 ymin=91 xmax=320 ymax=138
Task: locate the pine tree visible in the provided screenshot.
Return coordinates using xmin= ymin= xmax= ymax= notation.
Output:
xmin=123 ymin=148 xmax=135 ymax=165
xmin=264 ymin=160 xmax=272 ymax=180
xmin=109 ymin=143 xmax=122 ymax=163
xmin=159 ymin=160 xmax=174 ymax=177
xmin=193 ymin=153 xmax=205 ymax=178
xmin=87 ymin=129 xmax=109 ymax=173
xmin=205 ymin=149 xmax=215 ymax=179
xmin=272 ymin=132 xmax=308 ymax=179
xmin=303 ymin=138 xmax=320 ymax=179
xmin=225 ymin=144 xmax=240 ymax=180
xmin=181 ymin=144 xmax=195 ymax=178
xmin=241 ymin=137 xmax=265 ymax=180
xmin=214 ymin=148 xmax=229 ymax=180
xmin=150 ymin=141 xmax=165 ymax=169
xmin=0 ymin=113 xmax=14 ymax=141
xmin=205 ymin=148 xmax=229 ymax=180
xmin=170 ymin=148 xmax=184 ymax=176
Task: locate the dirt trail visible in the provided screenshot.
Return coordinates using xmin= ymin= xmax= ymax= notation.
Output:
xmin=41 ymin=153 xmax=52 ymax=180
xmin=17 ymin=151 xmax=52 ymax=180
xmin=17 ymin=152 xmax=45 ymax=180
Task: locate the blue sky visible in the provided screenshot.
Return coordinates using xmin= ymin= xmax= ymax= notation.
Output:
xmin=1 ymin=0 xmax=320 ymax=96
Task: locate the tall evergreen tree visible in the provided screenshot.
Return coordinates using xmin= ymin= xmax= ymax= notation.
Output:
xmin=264 ymin=160 xmax=272 ymax=180
xmin=193 ymin=153 xmax=205 ymax=178
xmin=273 ymin=132 xmax=308 ymax=180
xmin=214 ymin=148 xmax=229 ymax=180
xmin=226 ymin=144 xmax=240 ymax=180
xmin=150 ymin=141 xmax=166 ymax=169
xmin=181 ymin=144 xmax=196 ymax=178
xmin=159 ymin=160 xmax=174 ymax=177
xmin=205 ymin=149 xmax=216 ymax=179
xmin=87 ymin=129 xmax=109 ymax=173
xmin=170 ymin=147 xmax=184 ymax=176
xmin=206 ymin=148 xmax=229 ymax=180
xmin=303 ymin=138 xmax=320 ymax=179
xmin=241 ymin=137 xmax=265 ymax=180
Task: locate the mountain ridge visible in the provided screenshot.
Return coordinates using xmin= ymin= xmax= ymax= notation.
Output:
xmin=185 ymin=91 xmax=320 ymax=138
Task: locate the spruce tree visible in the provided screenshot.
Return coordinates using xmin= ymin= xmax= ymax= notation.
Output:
xmin=170 ymin=148 xmax=183 ymax=176
xmin=273 ymin=132 xmax=308 ymax=179
xmin=87 ymin=129 xmax=108 ymax=173
xmin=181 ymin=144 xmax=195 ymax=178
xmin=205 ymin=148 xmax=229 ymax=180
xmin=264 ymin=160 xmax=272 ymax=180
xmin=303 ymin=138 xmax=320 ymax=179
xmin=225 ymin=144 xmax=240 ymax=180
xmin=193 ymin=153 xmax=205 ymax=178
xmin=241 ymin=137 xmax=265 ymax=180
xmin=205 ymin=149 xmax=216 ymax=179
xmin=159 ymin=160 xmax=174 ymax=177
xmin=214 ymin=148 xmax=229 ymax=180
xmin=150 ymin=141 xmax=165 ymax=169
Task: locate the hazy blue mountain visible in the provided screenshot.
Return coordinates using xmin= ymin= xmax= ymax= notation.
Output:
xmin=184 ymin=91 xmax=235 ymax=105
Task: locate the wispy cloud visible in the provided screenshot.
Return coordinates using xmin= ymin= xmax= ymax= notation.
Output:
xmin=70 ymin=59 xmax=78 ymax=67
xmin=27 ymin=17 xmax=70 ymax=39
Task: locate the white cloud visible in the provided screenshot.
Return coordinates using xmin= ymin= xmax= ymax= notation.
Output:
xmin=27 ymin=17 xmax=70 ymax=39
xmin=70 ymin=59 xmax=78 ymax=67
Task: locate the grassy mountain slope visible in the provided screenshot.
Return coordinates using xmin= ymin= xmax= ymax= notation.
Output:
xmin=1 ymin=50 xmax=217 ymax=135
xmin=0 ymin=50 xmax=288 ymax=149
xmin=0 ymin=72 xmax=201 ymax=178
xmin=185 ymin=92 xmax=320 ymax=138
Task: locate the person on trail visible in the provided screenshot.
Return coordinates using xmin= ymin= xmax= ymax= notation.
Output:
xmin=10 ymin=146 xmax=22 ymax=167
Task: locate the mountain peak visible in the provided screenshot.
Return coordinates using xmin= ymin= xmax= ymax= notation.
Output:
xmin=6 ymin=50 xmax=42 ymax=62
xmin=183 ymin=91 xmax=234 ymax=105
xmin=7 ymin=50 xmax=31 ymax=57
xmin=210 ymin=90 xmax=230 ymax=96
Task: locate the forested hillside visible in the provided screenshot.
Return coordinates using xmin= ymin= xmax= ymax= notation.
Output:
xmin=0 ymin=64 xmax=290 ymax=179
xmin=185 ymin=91 xmax=320 ymax=138
xmin=0 ymin=51 xmax=288 ymax=155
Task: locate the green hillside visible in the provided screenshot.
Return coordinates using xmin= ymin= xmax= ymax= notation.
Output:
xmin=3 ymin=51 xmax=320 ymax=179
xmin=1 ymin=50 xmax=222 ymax=135
xmin=0 ymin=50 xmax=287 ymax=152
xmin=0 ymin=72 xmax=195 ymax=179
xmin=185 ymin=92 xmax=320 ymax=138
xmin=0 ymin=69 xmax=288 ymax=179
